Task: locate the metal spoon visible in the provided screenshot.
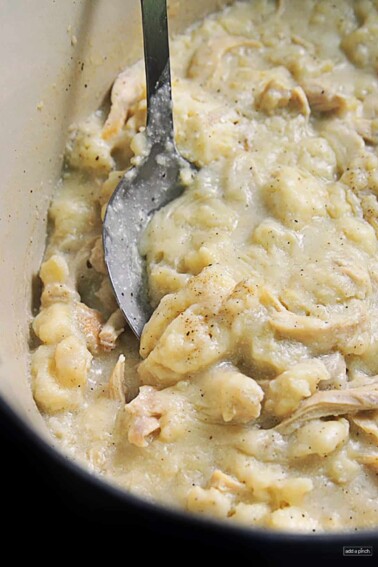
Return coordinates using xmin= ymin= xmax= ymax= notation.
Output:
xmin=103 ymin=0 xmax=194 ymax=339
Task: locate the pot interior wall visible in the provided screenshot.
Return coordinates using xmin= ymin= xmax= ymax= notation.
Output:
xmin=0 ymin=0 xmax=231 ymax=440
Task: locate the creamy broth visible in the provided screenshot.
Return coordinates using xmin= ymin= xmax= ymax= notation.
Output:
xmin=31 ymin=0 xmax=378 ymax=532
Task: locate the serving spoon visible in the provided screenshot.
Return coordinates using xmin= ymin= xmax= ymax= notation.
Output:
xmin=103 ymin=0 xmax=194 ymax=339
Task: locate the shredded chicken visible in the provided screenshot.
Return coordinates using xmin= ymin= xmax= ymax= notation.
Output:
xmin=353 ymin=453 xmax=378 ymax=471
xmin=95 ymin=278 xmax=118 ymax=312
xmin=99 ymin=309 xmax=125 ymax=351
xmin=102 ymin=60 xmax=145 ymax=141
xmin=75 ymin=302 xmax=103 ymax=353
xmin=276 ymin=382 xmax=378 ymax=434
xmin=188 ymin=36 xmax=262 ymax=83
xmin=256 ymin=78 xmax=310 ymax=116
xmin=302 ymin=81 xmax=347 ymax=113
xmin=123 ymin=386 xmax=162 ymax=447
xmin=350 ymin=410 xmax=378 ymax=443
xmin=209 ymin=469 xmax=245 ymax=493
xmin=89 ymin=236 xmax=107 ymax=274
xmin=108 ymin=354 xmax=126 ymax=402
xmin=270 ymin=306 xmax=367 ymax=354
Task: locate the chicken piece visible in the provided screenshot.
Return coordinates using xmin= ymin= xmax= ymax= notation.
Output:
xmin=276 ymin=382 xmax=378 ymax=434
xmin=349 ymin=410 xmax=378 ymax=443
xmin=188 ymin=36 xmax=262 ymax=83
xmin=256 ymin=79 xmax=310 ymax=116
xmin=120 ymin=381 xmax=192 ymax=445
xmin=353 ymin=453 xmax=378 ymax=472
xmin=95 ymin=278 xmax=118 ymax=312
xmin=89 ymin=236 xmax=107 ymax=274
xmin=111 ymin=98 xmax=148 ymax=168
xmin=102 ymin=61 xmax=145 ymax=141
xmin=198 ymin=368 xmax=264 ymax=424
xmin=269 ymin=304 xmax=368 ymax=355
xmin=123 ymin=386 xmax=162 ymax=447
xmin=102 ymin=61 xmax=145 ymax=140
xmin=75 ymin=302 xmax=103 ymax=353
xmin=209 ymin=470 xmax=245 ymax=494
xmin=108 ymin=354 xmax=126 ymax=403
xmin=302 ymin=81 xmax=347 ymax=113
xmin=99 ymin=309 xmax=125 ymax=351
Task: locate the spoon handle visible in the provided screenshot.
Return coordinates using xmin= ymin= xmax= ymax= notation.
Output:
xmin=140 ymin=0 xmax=174 ymax=145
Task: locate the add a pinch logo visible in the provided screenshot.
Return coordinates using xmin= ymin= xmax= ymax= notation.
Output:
xmin=343 ymin=546 xmax=373 ymax=557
